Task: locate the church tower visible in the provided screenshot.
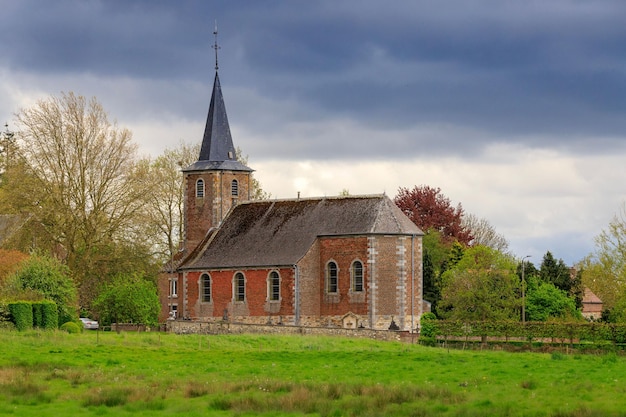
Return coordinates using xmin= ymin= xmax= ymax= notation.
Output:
xmin=182 ymin=29 xmax=252 ymax=253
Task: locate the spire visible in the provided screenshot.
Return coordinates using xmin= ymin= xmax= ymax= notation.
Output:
xmin=198 ymin=72 xmax=236 ymax=162
xmin=184 ymin=27 xmax=252 ymax=173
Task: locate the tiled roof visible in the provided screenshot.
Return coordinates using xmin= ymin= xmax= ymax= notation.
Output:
xmin=582 ymin=287 xmax=602 ymax=305
xmin=182 ymin=194 xmax=423 ymax=270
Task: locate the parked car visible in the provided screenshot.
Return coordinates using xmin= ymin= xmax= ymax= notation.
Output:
xmin=79 ymin=317 xmax=99 ymax=330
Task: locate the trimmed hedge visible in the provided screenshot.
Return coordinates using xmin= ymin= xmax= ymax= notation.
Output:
xmin=431 ymin=320 xmax=626 ymax=345
xmin=40 ymin=301 xmax=58 ymax=330
xmin=9 ymin=301 xmax=33 ymax=331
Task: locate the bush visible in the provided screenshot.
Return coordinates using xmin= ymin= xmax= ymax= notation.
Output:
xmin=60 ymin=321 xmax=81 ymax=334
xmin=9 ymin=301 xmax=33 ymax=331
xmin=41 ymin=301 xmax=58 ymax=330
xmin=420 ymin=312 xmax=438 ymax=338
xmin=32 ymin=301 xmax=44 ymax=328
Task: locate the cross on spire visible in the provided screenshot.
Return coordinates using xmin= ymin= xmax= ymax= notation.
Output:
xmin=212 ymin=21 xmax=220 ymax=71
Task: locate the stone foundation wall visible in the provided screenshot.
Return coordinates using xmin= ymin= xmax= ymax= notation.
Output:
xmin=166 ymin=319 xmax=408 ymax=342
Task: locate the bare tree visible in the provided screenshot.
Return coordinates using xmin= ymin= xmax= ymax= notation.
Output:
xmin=462 ymin=213 xmax=509 ymax=252
xmin=143 ymin=141 xmax=199 ymax=269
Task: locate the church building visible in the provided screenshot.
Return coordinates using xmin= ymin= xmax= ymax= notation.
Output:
xmin=160 ymin=44 xmax=424 ymax=332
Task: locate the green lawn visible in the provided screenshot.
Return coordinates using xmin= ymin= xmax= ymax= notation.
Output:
xmin=1 ymin=330 xmax=625 ymax=416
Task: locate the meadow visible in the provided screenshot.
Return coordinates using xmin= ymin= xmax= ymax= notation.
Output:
xmin=1 ymin=330 xmax=626 ymax=416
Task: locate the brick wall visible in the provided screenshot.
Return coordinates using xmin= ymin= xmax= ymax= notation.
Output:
xmin=183 ymin=267 xmax=295 ymax=321
xmin=318 ymin=236 xmax=369 ymax=317
xmin=183 ymin=170 xmax=250 ymax=252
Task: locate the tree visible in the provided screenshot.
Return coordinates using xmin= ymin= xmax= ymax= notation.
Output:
xmin=236 ymin=147 xmax=270 ymax=200
xmin=462 ymin=213 xmax=509 ymax=252
xmin=5 ymin=253 xmax=77 ymax=324
xmin=7 ymin=92 xmax=156 ymax=305
xmin=580 ymin=203 xmax=626 ymax=310
xmin=0 ymin=249 xmax=28 ymax=284
xmin=439 ymin=245 xmax=519 ymax=322
xmin=143 ymin=141 xmax=199 ymax=269
xmin=394 ymin=185 xmax=472 ymax=245
xmin=539 ymin=251 xmax=582 ymax=308
xmin=525 ymin=276 xmax=581 ymax=321
xmin=92 ymin=273 xmax=160 ymax=327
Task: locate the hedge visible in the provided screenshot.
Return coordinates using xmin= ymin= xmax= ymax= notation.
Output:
xmin=9 ymin=301 xmax=33 ymax=331
xmin=431 ymin=320 xmax=626 ymax=345
xmin=40 ymin=301 xmax=59 ymax=330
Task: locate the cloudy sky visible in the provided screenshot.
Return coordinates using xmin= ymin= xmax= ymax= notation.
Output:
xmin=2 ymin=0 xmax=626 ymax=265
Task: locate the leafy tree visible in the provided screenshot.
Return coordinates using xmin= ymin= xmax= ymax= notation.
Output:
xmin=539 ymin=251 xmax=582 ymax=308
xmin=6 ymin=92 xmax=157 ymax=306
xmin=525 ymin=276 xmax=581 ymax=321
xmin=92 ymin=273 xmax=160 ymax=327
xmin=462 ymin=213 xmax=509 ymax=252
xmin=5 ymin=254 xmax=77 ymax=324
xmin=0 ymin=249 xmax=28 ymax=283
xmin=580 ymin=203 xmax=626 ymax=310
xmin=395 ymin=185 xmax=472 ymax=245
xmin=440 ymin=245 xmax=519 ymax=321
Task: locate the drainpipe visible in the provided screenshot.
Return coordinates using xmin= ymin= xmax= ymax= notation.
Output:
xmin=293 ymin=265 xmax=300 ymax=325
xmin=411 ymin=235 xmax=415 ymax=335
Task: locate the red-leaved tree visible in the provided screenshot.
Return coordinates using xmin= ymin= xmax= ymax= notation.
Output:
xmin=394 ymin=185 xmax=472 ymax=245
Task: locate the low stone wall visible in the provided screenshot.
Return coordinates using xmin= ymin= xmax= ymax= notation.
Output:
xmin=166 ymin=320 xmax=410 ymax=342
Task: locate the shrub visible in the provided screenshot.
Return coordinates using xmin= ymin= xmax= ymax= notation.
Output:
xmin=32 ymin=301 xmax=43 ymax=328
xmin=41 ymin=301 xmax=58 ymax=330
xmin=9 ymin=301 xmax=33 ymax=331
xmin=420 ymin=312 xmax=438 ymax=338
xmin=60 ymin=321 xmax=81 ymax=334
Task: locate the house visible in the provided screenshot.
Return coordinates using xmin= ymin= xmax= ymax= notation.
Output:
xmin=160 ymin=60 xmax=424 ymax=331
xmin=581 ymin=287 xmax=603 ymax=320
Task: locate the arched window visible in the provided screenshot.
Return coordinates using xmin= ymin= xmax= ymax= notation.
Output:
xmin=351 ymin=261 xmax=364 ymax=292
xmin=196 ymin=179 xmax=205 ymax=198
xmin=201 ymin=273 xmax=211 ymax=302
xmin=268 ymin=271 xmax=280 ymax=301
xmin=231 ymin=179 xmax=239 ymax=197
xmin=234 ymin=272 xmax=245 ymax=302
xmin=326 ymin=261 xmax=338 ymax=294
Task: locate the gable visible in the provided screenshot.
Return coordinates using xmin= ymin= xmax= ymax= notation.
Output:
xmin=182 ymin=194 xmax=422 ymax=270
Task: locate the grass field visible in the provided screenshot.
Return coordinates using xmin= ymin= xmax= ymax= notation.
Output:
xmin=1 ymin=330 xmax=626 ymax=416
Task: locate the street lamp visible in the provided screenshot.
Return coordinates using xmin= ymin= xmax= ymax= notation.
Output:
xmin=521 ymin=255 xmax=531 ymax=324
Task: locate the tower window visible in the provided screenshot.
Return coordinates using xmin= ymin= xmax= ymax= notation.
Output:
xmin=196 ymin=179 xmax=205 ymax=198
xmin=201 ymin=273 xmax=211 ymax=302
xmin=326 ymin=261 xmax=338 ymax=294
xmin=231 ymin=179 xmax=239 ymax=197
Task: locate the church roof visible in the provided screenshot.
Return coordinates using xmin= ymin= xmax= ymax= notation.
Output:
xmin=182 ymin=194 xmax=423 ymax=270
xmin=184 ymin=72 xmax=252 ymax=173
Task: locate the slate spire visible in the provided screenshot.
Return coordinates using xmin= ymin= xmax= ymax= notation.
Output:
xmin=198 ymin=72 xmax=236 ymax=162
xmin=185 ymin=26 xmax=251 ymax=173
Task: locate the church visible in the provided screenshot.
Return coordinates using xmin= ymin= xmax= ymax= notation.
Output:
xmin=160 ymin=47 xmax=424 ymax=332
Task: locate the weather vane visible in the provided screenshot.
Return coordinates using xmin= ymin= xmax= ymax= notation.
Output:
xmin=212 ymin=21 xmax=220 ymax=71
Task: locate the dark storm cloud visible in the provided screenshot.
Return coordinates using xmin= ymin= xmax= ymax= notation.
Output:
xmin=3 ymin=0 xmax=626 ymax=159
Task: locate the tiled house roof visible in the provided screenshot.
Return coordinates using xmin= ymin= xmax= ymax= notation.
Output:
xmin=182 ymin=194 xmax=423 ymax=270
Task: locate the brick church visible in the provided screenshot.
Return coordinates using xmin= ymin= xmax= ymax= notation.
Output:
xmin=160 ymin=55 xmax=424 ymax=331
